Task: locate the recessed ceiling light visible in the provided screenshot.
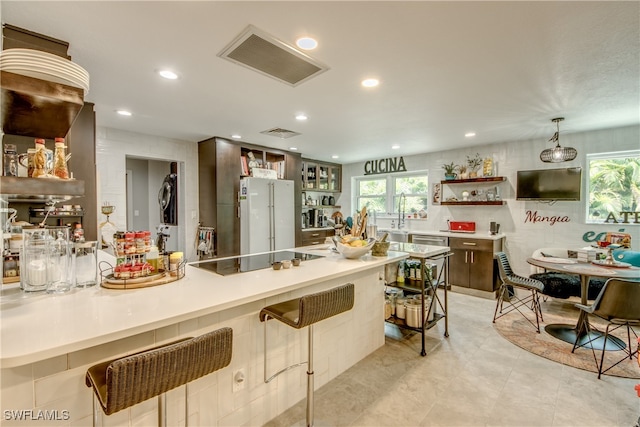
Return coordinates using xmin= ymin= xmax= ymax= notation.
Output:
xmin=361 ymin=78 xmax=379 ymax=88
xmin=331 ymin=155 xmax=339 ymax=159
xmin=231 ymin=134 xmax=242 ymax=139
xmin=157 ymin=69 xmax=179 ymax=80
xmin=465 ymin=132 xmax=476 ymax=138
xmin=290 ymin=147 xmax=298 ymax=151
xmin=296 ymin=37 xmax=318 ymax=50
xmin=116 ymin=110 xmax=132 ymax=116
xmin=295 ymin=114 xmax=308 ymax=121
xmin=391 ymin=144 xmax=400 ymax=150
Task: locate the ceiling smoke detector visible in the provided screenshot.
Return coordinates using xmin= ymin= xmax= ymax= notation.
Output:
xmin=260 ymin=127 xmax=301 ymax=139
xmin=218 ymin=25 xmax=329 ymax=86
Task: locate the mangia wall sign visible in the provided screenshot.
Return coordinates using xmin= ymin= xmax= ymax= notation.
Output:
xmin=364 ymin=156 xmax=407 ymax=175
xmin=524 ymin=210 xmax=570 ymax=226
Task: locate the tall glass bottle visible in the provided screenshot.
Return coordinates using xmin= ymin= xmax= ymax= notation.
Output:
xmin=53 ymin=137 xmax=69 ymax=179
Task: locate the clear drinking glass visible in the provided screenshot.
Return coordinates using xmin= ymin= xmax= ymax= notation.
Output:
xmin=46 ymin=226 xmax=72 ymax=294
xmin=21 ymin=228 xmax=48 ymax=292
xmin=73 ymin=241 xmax=99 ymax=287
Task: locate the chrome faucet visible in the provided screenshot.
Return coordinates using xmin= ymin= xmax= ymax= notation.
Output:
xmin=398 ymin=193 xmax=406 ymax=230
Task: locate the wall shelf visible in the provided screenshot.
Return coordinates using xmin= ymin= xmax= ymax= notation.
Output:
xmin=441 ymin=201 xmax=506 ymax=206
xmin=1 ymin=71 xmax=85 ymax=139
xmin=440 ymin=176 xmax=507 ymax=206
xmin=440 ymin=176 xmax=506 ymax=185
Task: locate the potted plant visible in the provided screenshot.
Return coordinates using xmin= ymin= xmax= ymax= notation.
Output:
xmin=466 ymin=153 xmax=483 ymax=178
xmin=458 ymin=164 xmax=469 ymax=180
xmin=442 ymin=162 xmax=458 ymax=180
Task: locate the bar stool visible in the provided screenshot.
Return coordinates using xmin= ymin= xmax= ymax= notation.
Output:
xmin=259 ymin=283 xmax=354 ymax=427
xmin=85 ymin=327 xmax=232 ymax=427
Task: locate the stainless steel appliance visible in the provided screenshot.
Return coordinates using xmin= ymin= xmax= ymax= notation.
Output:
xmin=239 ymin=177 xmax=294 ymax=255
xmin=411 ymin=234 xmax=448 ymax=246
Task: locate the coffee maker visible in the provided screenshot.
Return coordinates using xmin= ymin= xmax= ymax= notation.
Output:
xmin=490 ymin=222 xmax=500 ymax=235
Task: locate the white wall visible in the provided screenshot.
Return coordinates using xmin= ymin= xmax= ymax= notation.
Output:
xmin=340 ymin=125 xmax=640 ymax=275
xmin=96 ymin=127 xmax=199 ymax=260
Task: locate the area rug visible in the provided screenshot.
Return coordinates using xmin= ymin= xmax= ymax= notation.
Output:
xmin=493 ymin=302 xmax=639 ymax=379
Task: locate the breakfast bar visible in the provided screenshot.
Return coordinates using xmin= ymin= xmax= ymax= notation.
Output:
xmin=1 ymin=246 xmax=413 ymax=426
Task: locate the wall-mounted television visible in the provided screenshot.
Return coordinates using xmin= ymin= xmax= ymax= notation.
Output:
xmin=516 ymin=167 xmax=582 ymax=201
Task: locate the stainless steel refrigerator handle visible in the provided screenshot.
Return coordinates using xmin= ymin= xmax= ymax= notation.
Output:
xmin=269 ymin=182 xmax=276 ymax=251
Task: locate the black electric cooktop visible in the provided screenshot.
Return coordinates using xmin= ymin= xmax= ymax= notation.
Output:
xmin=192 ymin=251 xmax=324 ymax=276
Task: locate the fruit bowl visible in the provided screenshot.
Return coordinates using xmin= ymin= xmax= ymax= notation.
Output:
xmin=334 ymin=237 xmax=377 ymax=259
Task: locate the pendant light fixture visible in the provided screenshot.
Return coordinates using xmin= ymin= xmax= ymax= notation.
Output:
xmin=540 ymin=117 xmax=577 ymax=163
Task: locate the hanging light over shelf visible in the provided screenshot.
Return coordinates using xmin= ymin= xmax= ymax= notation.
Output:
xmin=540 ymin=117 xmax=577 ymax=163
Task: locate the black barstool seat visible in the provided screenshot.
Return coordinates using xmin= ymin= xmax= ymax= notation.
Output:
xmin=85 ymin=327 xmax=232 ymax=426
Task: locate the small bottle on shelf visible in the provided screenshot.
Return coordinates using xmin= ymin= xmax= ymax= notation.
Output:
xmin=53 ymin=137 xmax=70 ymax=179
xmin=32 ymin=138 xmax=48 ymax=178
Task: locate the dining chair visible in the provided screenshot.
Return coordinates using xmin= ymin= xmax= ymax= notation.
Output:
xmin=571 ymin=278 xmax=640 ymax=379
xmin=493 ymin=252 xmax=545 ymax=333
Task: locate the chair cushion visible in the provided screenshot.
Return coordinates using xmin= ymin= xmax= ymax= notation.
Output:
xmin=613 ymin=249 xmax=640 ymax=267
xmin=530 ymin=272 xmax=606 ymax=300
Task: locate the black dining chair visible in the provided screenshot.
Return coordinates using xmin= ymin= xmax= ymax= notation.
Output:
xmin=571 ymin=278 xmax=640 ymax=379
xmin=493 ymin=252 xmax=545 ymax=333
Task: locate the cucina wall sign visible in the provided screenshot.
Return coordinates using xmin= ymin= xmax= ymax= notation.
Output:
xmin=364 ymin=156 xmax=407 ymax=176
xmin=602 ymin=211 xmax=639 ymax=224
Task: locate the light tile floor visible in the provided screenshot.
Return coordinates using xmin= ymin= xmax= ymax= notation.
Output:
xmin=265 ymin=291 xmax=640 ymax=427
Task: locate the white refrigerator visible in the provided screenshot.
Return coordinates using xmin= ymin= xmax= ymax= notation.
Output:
xmin=239 ymin=177 xmax=295 ymax=255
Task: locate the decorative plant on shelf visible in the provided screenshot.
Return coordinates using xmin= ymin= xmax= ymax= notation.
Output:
xmin=458 ymin=164 xmax=469 ymax=180
xmin=442 ymin=162 xmax=458 ymax=180
xmin=466 ymin=153 xmax=483 ymax=178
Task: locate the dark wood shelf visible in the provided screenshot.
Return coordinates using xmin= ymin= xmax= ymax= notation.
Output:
xmin=1 ymin=71 xmax=85 ymax=139
xmin=441 ymin=201 xmax=506 ymax=206
xmin=0 ymin=176 xmax=85 ymax=202
xmin=441 ymin=176 xmax=506 ymax=185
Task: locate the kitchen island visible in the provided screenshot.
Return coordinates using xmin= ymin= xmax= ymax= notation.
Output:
xmin=1 ymin=246 xmax=414 ymax=426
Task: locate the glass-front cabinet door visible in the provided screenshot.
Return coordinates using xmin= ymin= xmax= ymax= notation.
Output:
xmin=329 ymin=166 xmax=340 ymax=192
xmin=318 ymin=165 xmax=329 ymax=190
xmin=304 ymin=161 xmax=317 ymax=189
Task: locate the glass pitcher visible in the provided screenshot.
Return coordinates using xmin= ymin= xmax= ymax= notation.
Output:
xmin=46 ymin=226 xmax=72 ymax=294
xmin=21 ymin=228 xmax=48 ymax=292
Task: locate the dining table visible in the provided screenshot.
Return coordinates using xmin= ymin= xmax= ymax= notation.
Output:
xmin=527 ymin=256 xmax=640 ymax=350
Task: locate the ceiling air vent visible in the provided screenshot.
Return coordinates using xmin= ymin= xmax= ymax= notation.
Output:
xmin=260 ymin=127 xmax=301 ymax=139
xmin=218 ymin=25 xmax=329 ymax=87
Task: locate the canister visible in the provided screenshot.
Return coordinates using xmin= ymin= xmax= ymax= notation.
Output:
xmin=73 ymin=241 xmax=99 ymax=287
xmin=21 ymin=228 xmax=48 ymax=292
xmin=46 ymin=226 xmax=72 ymax=294
xmin=395 ymin=297 xmax=407 ymax=319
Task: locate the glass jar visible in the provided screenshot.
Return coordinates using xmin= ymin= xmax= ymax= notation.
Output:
xmin=21 ymin=228 xmax=48 ymax=292
xmin=53 ymin=138 xmax=69 ymax=179
xmin=46 ymin=226 xmax=72 ymax=294
xmin=73 ymin=241 xmax=98 ymax=287
xmin=3 ymin=143 xmax=18 ymax=176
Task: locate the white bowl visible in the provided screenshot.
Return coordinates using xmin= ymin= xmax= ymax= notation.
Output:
xmin=335 ymin=237 xmax=377 ymax=259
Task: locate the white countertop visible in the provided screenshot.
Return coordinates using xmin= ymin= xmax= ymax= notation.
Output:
xmin=0 ymin=247 xmax=408 ymax=368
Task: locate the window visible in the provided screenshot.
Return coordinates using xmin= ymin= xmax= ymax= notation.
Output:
xmin=586 ymin=150 xmax=639 ymax=223
xmin=355 ymin=172 xmax=429 ymax=215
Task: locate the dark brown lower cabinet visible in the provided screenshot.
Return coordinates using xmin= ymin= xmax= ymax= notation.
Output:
xmin=449 ymin=237 xmax=502 ymax=292
xmin=300 ymin=228 xmax=334 ymax=247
